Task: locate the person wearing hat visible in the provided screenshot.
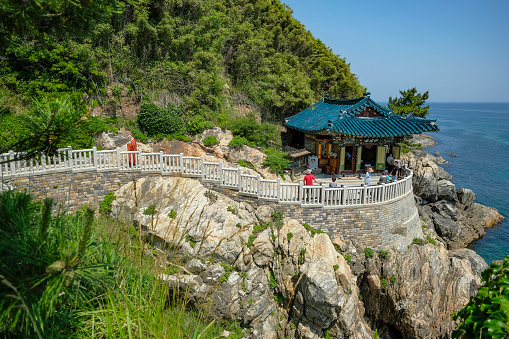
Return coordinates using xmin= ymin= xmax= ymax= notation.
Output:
xmin=303 ymin=169 xmax=319 ymax=186
xmin=364 ymin=167 xmax=373 ymax=186
xmin=378 ymin=170 xmax=391 ymax=184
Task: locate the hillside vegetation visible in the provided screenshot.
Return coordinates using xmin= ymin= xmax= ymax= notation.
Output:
xmin=0 ymin=0 xmax=364 ymax=153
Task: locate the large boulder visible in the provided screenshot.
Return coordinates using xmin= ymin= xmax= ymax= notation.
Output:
xmin=360 ymin=244 xmax=487 ymax=338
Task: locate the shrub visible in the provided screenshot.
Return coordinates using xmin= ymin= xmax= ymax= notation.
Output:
xmin=269 ymin=271 xmax=277 ymax=289
xmin=287 ymin=232 xmax=293 ymax=242
xmin=246 ymin=234 xmax=256 ymax=248
xmin=99 ymin=191 xmax=116 ymax=215
xmin=452 ymin=255 xmax=509 ymax=338
xmin=228 ymin=135 xmax=250 ymax=148
xmin=343 ymin=254 xmax=351 ymax=263
xmin=237 ymin=159 xmax=256 ymax=171
xmin=333 ymin=265 xmax=339 ymax=271
xmin=379 ymin=250 xmax=388 ymax=259
xmin=168 ymin=209 xmax=177 ymax=218
xmin=390 ymin=276 xmax=397 ymax=285
xmin=227 ymin=113 xmax=279 ymax=147
xmin=302 ymin=223 xmax=324 ymax=237
xmin=380 ymin=277 xmax=387 ymax=289
xmin=412 ymin=238 xmax=424 ymax=245
xmin=426 ymin=235 xmax=438 ymax=246
xmin=253 ymin=223 xmax=270 ymax=234
xmin=203 ymin=135 xmax=219 ymax=146
xmin=136 ymin=101 xmax=184 ymax=137
xmin=143 ymin=205 xmax=156 ymax=215
xmin=262 ymin=149 xmax=291 ymax=173
xmin=364 ymin=248 xmax=374 ymax=258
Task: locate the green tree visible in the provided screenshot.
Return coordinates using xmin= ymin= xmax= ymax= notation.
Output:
xmin=388 ymin=88 xmax=430 ymax=118
xmin=262 ymin=149 xmax=290 ymax=174
xmin=452 ymin=255 xmax=509 ymax=338
xmin=0 ymin=94 xmax=83 ymax=160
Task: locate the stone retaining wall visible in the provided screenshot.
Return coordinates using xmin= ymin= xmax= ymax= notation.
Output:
xmin=205 ymin=185 xmax=423 ymax=251
xmin=6 ymin=170 xmax=422 ymax=251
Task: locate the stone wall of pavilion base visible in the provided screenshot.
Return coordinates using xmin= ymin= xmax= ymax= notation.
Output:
xmin=207 ymin=185 xmax=423 ymax=252
xmin=4 ymin=170 xmax=162 ymax=212
xmin=6 ymin=170 xmax=422 ymax=251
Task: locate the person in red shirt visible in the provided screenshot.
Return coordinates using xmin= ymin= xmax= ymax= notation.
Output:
xmin=303 ymin=169 xmax=318 ymax=185
xmin=127 ymin=134 xmax=138 ymax=166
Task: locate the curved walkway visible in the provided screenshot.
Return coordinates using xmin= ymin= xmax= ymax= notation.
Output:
xmin=0 ymin=147 xmax=413 ymax=209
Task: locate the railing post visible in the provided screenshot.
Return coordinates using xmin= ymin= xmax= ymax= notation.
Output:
xmin=238 ymin=168 xmax=242 ymax=191
xmin=41 ymin=153 xmax=47 ymax=172
xmin=257 ymin=174 xmax=261 ymax=198
xmin=299 ymin=181 xmax=303 ymax=204
xmin=219 ymin=162 xmax=223 ymax=185
xmin=160 ymin=151 xmax=164 ymax=173
xmin=93 ymin=146 xmax=98 ymax=170
xmin=9 ymin=150 xmax=16 ymax=175
xmin=381 ymin=183 xmax=386 ymax=202
xmin=138 ymin=149 xmax=142 ymax=170
xmin=277 ymin=178 xmax=281 ymax=201
xmin=362 ymin=184 xmax=367 ymax=204
xmin=66 ymin=146 xmax=72 ymax=168
xmin=200 ymin=156 xmax=204 ymax=179
xmin=116 ymin=148 xmax=121 ymax=170
xmin=321 ymin=184 xmax=325 ymax=205
xmin=341 ymin=185 xmax=346 ymax=205
xmin=180 ymin=153 xmax=184 ymax=173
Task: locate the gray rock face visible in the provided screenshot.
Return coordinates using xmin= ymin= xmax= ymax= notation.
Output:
xmin=360 ymin=244 xmax=487 ymax=339
xmin=405 ymin=152 xmax=504 ymax=248
xmin=457 ymin=187 xmax=475 ymax=207
xmin=437 ymin=179 xmax=457 ymax=201
xmin=110 ymin=175 xmax=493 ymax=339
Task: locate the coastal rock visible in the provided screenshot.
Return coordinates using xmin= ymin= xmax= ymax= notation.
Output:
xmin=410 ymin=157 xmax=440 ymax=202
xmin=457 ymin=187 xmax=475 ymax=207
xmin=462 ymin=202 xmax=504 ymax=229
xmin=437 ymin=179 xmax=457 ymax=201
xmin=360 ymin=244 xmax=487 ymax=338
xmin=406 ymin=151 xmax=504 ymax=248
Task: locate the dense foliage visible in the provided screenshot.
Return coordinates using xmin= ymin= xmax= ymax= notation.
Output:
xmin=452 ymin=255 xmax=509 ymax=338
xmin=228 ymin=113 xmax=280 ymax=147
xmin=137 ymin=101 xmax=184 ymax=136
xmin=0 ymin=0 xmax=364 ymax=132
xmin=262 ymin=148 xmax=291 ymax=173
xmin=0 ymin=190 xmax=243 ymax=338
xmin=388 ymin=88 xmax=430 ymax=118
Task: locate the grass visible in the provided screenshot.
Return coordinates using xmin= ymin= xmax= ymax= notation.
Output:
xmin=0 ymin=190 xmax=243 ymax=338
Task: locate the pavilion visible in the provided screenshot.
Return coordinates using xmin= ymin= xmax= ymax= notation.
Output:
xmin=283 ymin=92 xmax=439 ymax=174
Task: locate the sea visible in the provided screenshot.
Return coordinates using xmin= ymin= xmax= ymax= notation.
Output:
xmin=424 ymin=102 xmax=509 ymax=264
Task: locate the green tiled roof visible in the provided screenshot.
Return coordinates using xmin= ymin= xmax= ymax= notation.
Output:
xmin=284 ymin=94 xmax=439 ymax=137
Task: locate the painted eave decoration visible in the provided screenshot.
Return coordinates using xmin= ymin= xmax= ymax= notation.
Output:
xmin=284 ymin=93 xmax=439 ymax=137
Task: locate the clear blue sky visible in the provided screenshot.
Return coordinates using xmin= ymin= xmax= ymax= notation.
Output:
xmin=283 ymin=0 xmax=509 ymax=102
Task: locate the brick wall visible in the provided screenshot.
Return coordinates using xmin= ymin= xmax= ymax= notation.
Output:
xmin=207 ymin=185 xmax=422 ymax=251
xmin=7 ymin=170 xmax=421 ymax=251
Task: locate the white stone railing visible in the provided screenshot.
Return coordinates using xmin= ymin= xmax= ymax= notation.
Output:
xmin=0 ymin=147 xmax=413 ymax=208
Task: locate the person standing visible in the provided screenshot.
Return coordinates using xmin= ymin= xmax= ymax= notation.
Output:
xmin=393 ymin=158 xmax=402 ymax=179
xmin=329 ymin=177 xmax=338 ymax=187
xmin=303 ymin=169 xmax=318 ymax=185
xmin=386 ymin=153 xmax=394 ymax=176
xmin=127 ymin=134 xmax=138 ymax=166
xmin=364 ymin=167 xmax=373 ymax=186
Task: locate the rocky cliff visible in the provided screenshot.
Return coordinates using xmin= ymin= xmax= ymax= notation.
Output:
xmin=403 ymin=150 xmax=503 ymax=250
xmin=110 ymin=175 xmax=489 ymax=338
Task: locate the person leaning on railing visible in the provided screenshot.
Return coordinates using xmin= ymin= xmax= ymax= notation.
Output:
xmin=303 ymin=169 xmax=319 ymax=185
xmin=364 ymin=167 xmax=373 ymax=185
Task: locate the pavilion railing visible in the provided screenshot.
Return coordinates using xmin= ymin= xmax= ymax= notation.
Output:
xmin=0 ymin=147 xmax=413 ymax=208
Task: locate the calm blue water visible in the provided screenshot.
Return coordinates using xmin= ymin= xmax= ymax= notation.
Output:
xmin=426 ymin=103 xmax=509 ymax=263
